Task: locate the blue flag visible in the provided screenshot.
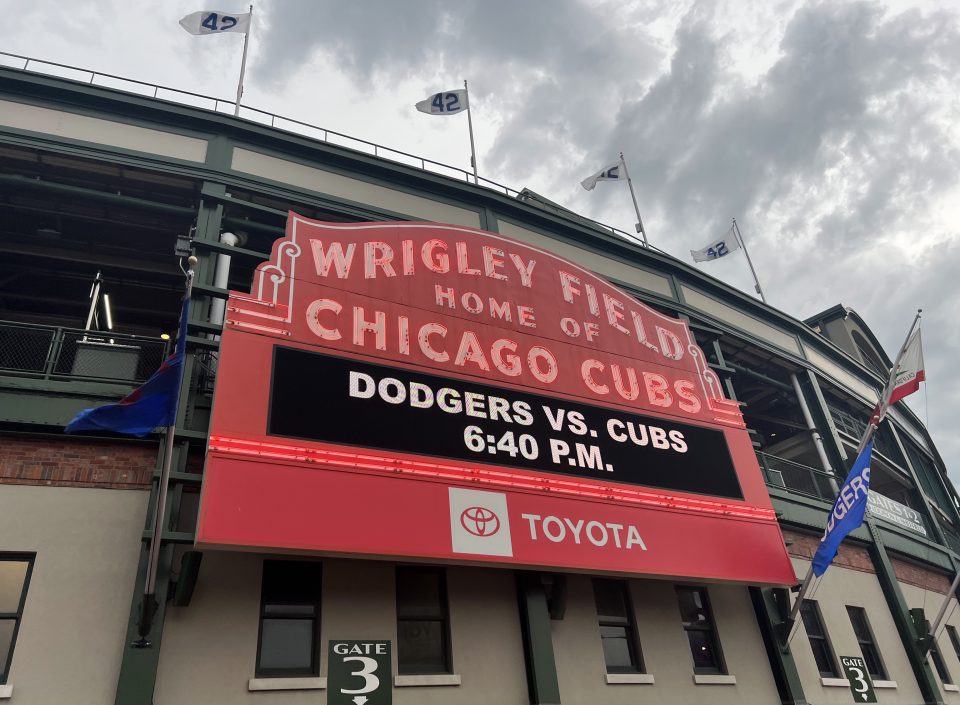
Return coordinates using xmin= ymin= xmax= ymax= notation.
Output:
xmin=65 ymin=296 xmax=189 ymax=437
xmin=812 ymin=441 xmax=875 ymax=576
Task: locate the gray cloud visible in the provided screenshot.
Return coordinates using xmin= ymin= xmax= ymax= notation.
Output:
xmin=247 ymin=0 xmax=960 ymax=478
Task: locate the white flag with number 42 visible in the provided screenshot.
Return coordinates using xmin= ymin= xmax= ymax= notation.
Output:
xmin=179 ymin=10 xmax=251 ymax=35
xmin=416 ymin=90 xmax=469 ymax=115
xmin=691 ymin=228 xmax=741 ymax=262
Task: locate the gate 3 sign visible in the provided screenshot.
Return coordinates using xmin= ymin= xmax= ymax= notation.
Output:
xmin=328 ymin=641 xmax=391 ymax=705
xmin=197 ymin=214 xmax=796 ymax=585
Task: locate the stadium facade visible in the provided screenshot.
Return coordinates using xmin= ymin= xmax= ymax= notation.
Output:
xmin=1 ymin=56 xmax=960 ymax=705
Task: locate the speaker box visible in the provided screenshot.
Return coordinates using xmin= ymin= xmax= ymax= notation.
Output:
xmin=172 ymin=551 xmax=203 ymax=607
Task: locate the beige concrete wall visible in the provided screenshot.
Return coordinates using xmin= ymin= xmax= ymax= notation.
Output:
xmin=231 ymin=148 xmax=482 ymax=228
xmin=553 ymin=574 xmax=780 ymax=705
xmin=497 ymin=220 xmax=674 ymax=297
xmin=900 ymin=581 xmax=960 ymax=703
xmin=0 ymin=484 xmax=148 ymax=705
xmin=0 ymin=99 xmax=208 ymax=162
xmin=156 ymin=556 xmax=528 ymax=705
xmin=789 ymin=557 xmax=924 ymax=705
xmin=680 ymin=285 xmax=802 ymax=355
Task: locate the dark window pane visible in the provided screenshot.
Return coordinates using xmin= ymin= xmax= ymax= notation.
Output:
xmin=862 ymin=645 xmax=885 ymax=679
xmin=686 ymin=629 xmax=720 ymax=671
xmin=801 ymin=603 xmax=824 ymax=638
xmin=848 ymin=607 xmax=870 ymax=640
xmin=258 ymin=618 xmax=314 ymax=672
xmin=262 ymin=561 xmax=321 ymax=606
xmin=594 ymin=579 xmax=629 ymax=623
xmin=396 ymin=569 xmax=443 ymax=619
xmin=263 ymin=603 xmax=316 ymax=617
xmin=601 ymin=633 xmax=635 ymax=671
xmin=0 ymin=619 xmax=14 ymax=679
xmin=677 ymin=587 xmax=709 ymax=627
xmin=600 ymin=625 xmax=629 ymax=639
xmin=948 ymin=626 xmax=960 ymax=663
xmin=801 ymin=602 xmax=837 ymax=676
xmin=0 ymin=562 xmax=28 ymax=613
xmin=931 ymin=643 xmax=952 ymax=684
xmin=257 ymin=561 xmax=321 ymax=677
xmin=811 ymin=640 xmax=836 ymax=676
xmin=846 ymin=607 xmax=886 ymax=679
xmin=398 ymin=619 xmax=446 ymax=673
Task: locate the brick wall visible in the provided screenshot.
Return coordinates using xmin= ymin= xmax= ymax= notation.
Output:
xmin=0 ymin=436 xmax=155 ymax=489
xmin=782 ymin=528 xmax=875 ymax=574
xmin=891 ymin=557 xmax=952 ymax=595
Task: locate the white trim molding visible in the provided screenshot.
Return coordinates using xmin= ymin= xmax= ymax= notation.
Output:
xmin=0 ymin=684 xmax=12 ymax=699
xmin=606 ymin=673 xmax=655 ymax=685
xmin=247 ymin=677 xmax=327 ymax=691
xmin=821 ymin=677 xmax=850 ymax=687
xmin=873 ymin=680 xmax=898 ymax=689
xmin=394 ymin=674 xmax=462 ymax=687
xmin=693 ymin=674 xmax=737 ymax=685
xmin=943 ymin=684 xmax=959 ymax=693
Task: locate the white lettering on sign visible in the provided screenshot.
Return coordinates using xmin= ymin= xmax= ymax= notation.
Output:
xmin=333 ymin=642 xmax=388 ymax=655
xmin=520 ymin=513 xmax=647 ymax=550
xmin=311 ymin=238 xmax=537 ymax=288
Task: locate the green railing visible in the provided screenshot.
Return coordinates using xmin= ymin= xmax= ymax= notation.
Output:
xmin=757 ymin=451 xmax=838 ymax=501
xmin=0 ymin=320 xmax=167 ymax=384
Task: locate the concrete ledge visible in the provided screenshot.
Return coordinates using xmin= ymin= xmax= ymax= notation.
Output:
xmin=248 ymin=677 xmax=327 ymax=691
xmin=394 ymin=674 xmax=462 ymax=687
xmin=606 ymin=673 xmax=655 ymax=684
xmin=693 ymin=674 xmax=737 ymax=685
xmin=0 ymin=684 xmax=12 ymax=699
xmin=873 ymin=680 xmax=898 ymax=689
xmin=821 ymin=677 xmax=850 ymax=687
xmin=944 ymin=684 xmax=959 ymax=692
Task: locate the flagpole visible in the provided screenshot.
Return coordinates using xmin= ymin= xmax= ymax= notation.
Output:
xmin=619 ymin=151 xmax=648 ymax=246
xmin=923 ymin=571 xmax=960 ymax=658
xmin=782 ymin=309 xmax=923 ymax=646
xmin=731 ymin=218 xmax=767 ymax=304
xmin=234 ymin=4 xmax=253 ymax=117
xmin=136 ymin=257 xmax=195 ymax=644
xmin=464 ymin=80 xmax=479 ymax=183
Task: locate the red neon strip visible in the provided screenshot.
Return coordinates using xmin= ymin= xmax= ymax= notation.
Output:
xmin=208 ymin=436 xmax=775 ymax=522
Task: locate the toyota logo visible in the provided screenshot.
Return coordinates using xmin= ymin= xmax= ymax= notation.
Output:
xmin=460 ymin=506 xmax=501 ymax=537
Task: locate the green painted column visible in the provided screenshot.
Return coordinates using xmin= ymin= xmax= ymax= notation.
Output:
xmin=113 ymin=446 xmax=186 ymax=705
xmin=867 ymin=522 xmax=944 ymax=705
xmin=516 ymin=572 xmax=561 ymax=705
xmin=749 ymin=587 xmax=808 ymax=705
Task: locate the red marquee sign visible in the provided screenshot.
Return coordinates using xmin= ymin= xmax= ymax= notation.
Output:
xmin=197 ymin=214 xmax=796 ymax=585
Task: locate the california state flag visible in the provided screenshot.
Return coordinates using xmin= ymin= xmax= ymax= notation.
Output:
xmin=888 ymin=329 xmax=925 ymax=406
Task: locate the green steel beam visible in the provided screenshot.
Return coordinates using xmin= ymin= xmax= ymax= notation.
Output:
xmin=0 ymin=173 xmax=195 ymax=217
xmin=114 ymin=446 xmax=186 ymax=705
xmin=749 ymin=587 xmax=808 ymax=705
xmin=867 ymin=522 xmax=944 ymax=705
xmin=516 ymin=572 xmax=561 ymax=705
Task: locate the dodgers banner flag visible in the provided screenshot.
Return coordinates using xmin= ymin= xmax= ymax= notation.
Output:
xmin=812 ymin=440 xmax=875 ymax=576
xmin=65 ymin=297 xmax=189 ymax=437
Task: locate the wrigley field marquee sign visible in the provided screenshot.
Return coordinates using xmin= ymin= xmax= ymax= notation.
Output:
xmin=196 ymin=215 xmax=796 ymax=585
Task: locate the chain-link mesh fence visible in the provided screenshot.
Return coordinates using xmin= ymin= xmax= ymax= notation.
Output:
xmin=0 ymin=322 xmax=166 ymax=383
xmin=0 ymin=323 xmax=56 ymax=373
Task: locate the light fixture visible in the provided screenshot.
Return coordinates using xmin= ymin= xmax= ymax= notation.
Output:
xmin=102 ymin=293 xmax=114 ymax=330
xmin=160 ymin=333 xmax=171 ymax=340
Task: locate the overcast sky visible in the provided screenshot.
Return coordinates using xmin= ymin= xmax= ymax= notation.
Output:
xmin=2 ymin=0 xmax=959 ymax=483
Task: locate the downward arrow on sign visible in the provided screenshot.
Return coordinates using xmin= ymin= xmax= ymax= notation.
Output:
xmin=352 ymin=697 xmax=368 ymax=705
